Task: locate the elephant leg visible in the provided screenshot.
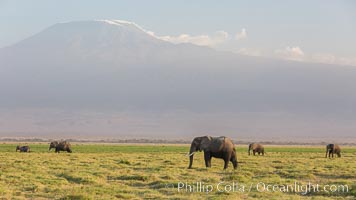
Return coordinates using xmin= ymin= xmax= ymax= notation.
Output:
xmin=223 ymin=159 xmax=228 ymax=169
xmin=230 ymin=156 xmax=238 ymax=169
xmin=204 ymin=152 xmax=211 ymax=168
xmin=223 ymin=153 xmax=231 ymax=170
xmin=253 ymin=150 xmax=256 ymax=156
xmin=208 ymin=155 xmax=212 ymax=167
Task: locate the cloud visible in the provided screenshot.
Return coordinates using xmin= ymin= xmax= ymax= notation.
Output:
xmin=154 ymin=28 xmax=247 ymax=47
xmin=145 ymin=30 xmax=155 ymax=37
xmin=158 ymin=31 xmax=229 ymax=47
xmin=149 ymin=26 xmax=356 ymax=67
xmin=311 ymin=53 xmax=356 ymax=66
xmin=235 ymin=28 xmax=247 ymax=40
xmin=275 ymin=46 xmax=305 ymax=61
xmin=274 ymin=46 xmax=356 ymax=66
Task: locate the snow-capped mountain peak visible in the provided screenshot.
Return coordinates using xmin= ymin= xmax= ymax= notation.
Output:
xmin=96 ymin=19 xmax=136 ymax=26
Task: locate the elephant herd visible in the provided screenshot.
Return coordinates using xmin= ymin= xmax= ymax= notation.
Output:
xmin=187 ymin=136 xmax=342 ymax=170
xmin=14 ymin=136 xmax=342 ymax=170
xmin=15 ymin=141 xmax=72 ymax=153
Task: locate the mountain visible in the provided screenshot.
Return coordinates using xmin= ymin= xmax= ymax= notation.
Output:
xmin=0 ymin=20 xmax=215 ymax=66
xmin=0 ymin=20 xmax=356 ymax=142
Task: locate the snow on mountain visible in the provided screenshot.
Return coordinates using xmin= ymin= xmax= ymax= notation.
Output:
xmin=0 ymin=20 xmax=216 ymax=66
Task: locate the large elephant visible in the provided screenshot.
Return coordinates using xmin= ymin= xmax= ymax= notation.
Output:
xmin=325 ymin=144 xmax=341 ymax=158
xmin=187 ymin=136 xmax=238 ymax=170
xmin=49 ymin=141 xmax=72 ymax=153
xmin=248 ymin=143 xmax=265 ymax=156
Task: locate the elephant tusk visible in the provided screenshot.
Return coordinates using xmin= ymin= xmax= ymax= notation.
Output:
xmin=186 ymin=152 xmax=195 ymax=157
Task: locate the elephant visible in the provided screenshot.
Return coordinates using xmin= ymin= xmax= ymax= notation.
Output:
xmin=325 ymin=144 xmax=341 ymax=158
xmin=248 ymin=143 xmax=265 ymax=156
xmin=16 ymin=145 xmax=30 ymax=152
xmin=49 ymin=141 xmax=59 ymax=151
xmin=187 ymin=136 xmax=238 ymax=170
xmin=49 ymin=141 xmax=72 ymax=153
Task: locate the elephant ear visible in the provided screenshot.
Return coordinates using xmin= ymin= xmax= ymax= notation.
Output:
xmin=190 ymin=137 xmax=202 ymax=151
xmin=200 ymin=136 xmax=225 ymax=152
xmin=199 ymin=136 xmax=213 ymax=151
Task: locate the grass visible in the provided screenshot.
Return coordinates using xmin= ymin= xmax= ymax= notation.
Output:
xmin=0 ymin=144 xmax=354 ymax=199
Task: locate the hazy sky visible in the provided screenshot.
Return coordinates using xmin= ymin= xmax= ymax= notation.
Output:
xmin=1 ymin=0 xmax=355 ymax=65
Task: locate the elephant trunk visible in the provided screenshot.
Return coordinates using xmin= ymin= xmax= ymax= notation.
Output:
xmin=188 ymin=145 xmax=196 ymax=169
xmin=188 ymin=154 xmax=194 ymax=169
xmin=248 ymin=145 xmax=251 ymax=155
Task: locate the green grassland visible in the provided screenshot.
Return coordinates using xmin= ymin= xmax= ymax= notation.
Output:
xmin=0 ymin=144 xmax=355 ymax=199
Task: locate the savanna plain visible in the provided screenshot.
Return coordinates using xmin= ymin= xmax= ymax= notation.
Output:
xmin=0 ymin=144 xmax=354 ymax=199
